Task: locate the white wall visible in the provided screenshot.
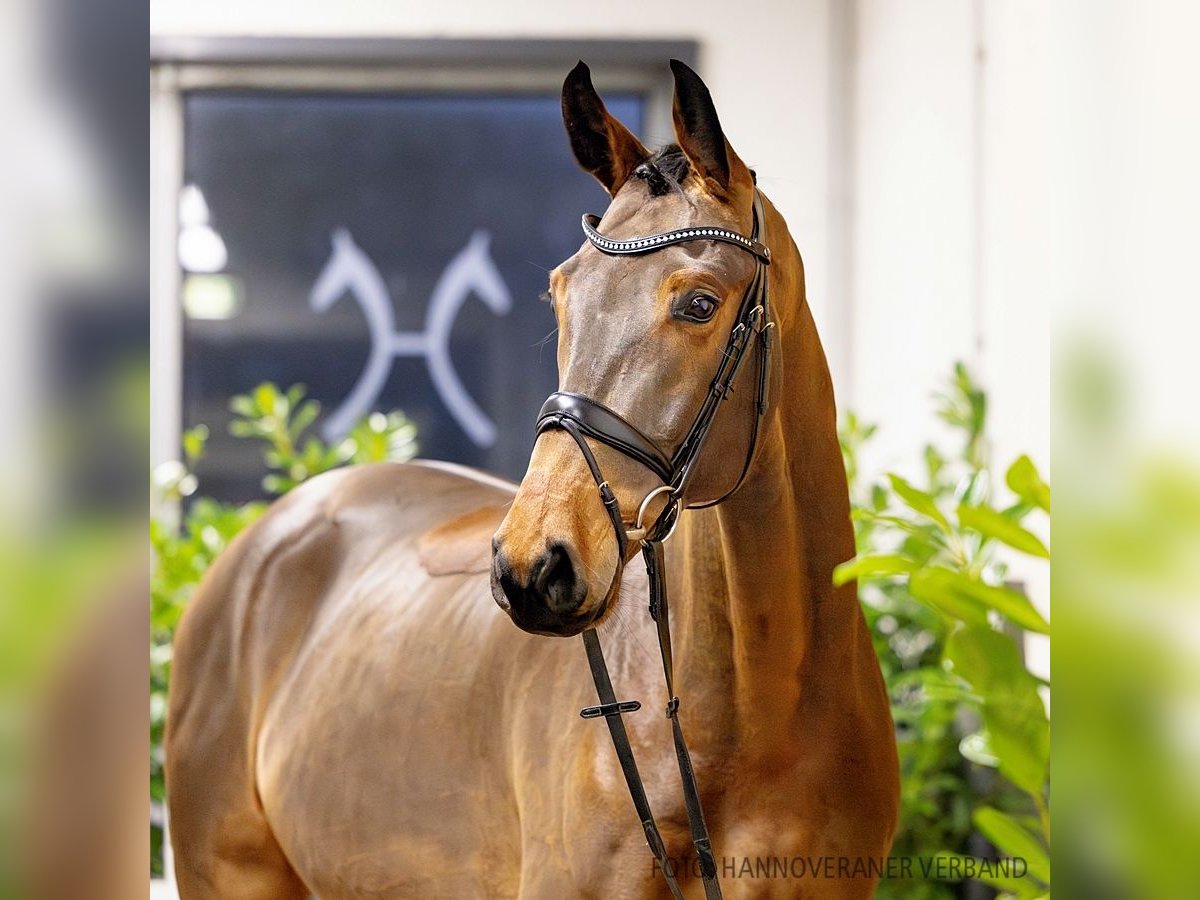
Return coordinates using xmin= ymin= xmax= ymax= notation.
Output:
xmin=851 ymin=0 xmax=1050 ymax=481
xmin=851 ymin=0 xmax=978 ymax=469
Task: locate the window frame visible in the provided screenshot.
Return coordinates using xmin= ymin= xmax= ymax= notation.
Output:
xmin=149 ymin=37 xmax=697 ymax=475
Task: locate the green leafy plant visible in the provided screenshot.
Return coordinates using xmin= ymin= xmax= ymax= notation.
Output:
xmin=840 ymin=363 xmax=1050 ymax=899
xmin=150 ymin=384 xmax=416 ymax=876
xmin=228 ymin=383 xmax=419 ymax=495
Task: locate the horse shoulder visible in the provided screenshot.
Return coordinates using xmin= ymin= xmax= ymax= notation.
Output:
xmin=169 ymin=460 xmax=514 ymax=754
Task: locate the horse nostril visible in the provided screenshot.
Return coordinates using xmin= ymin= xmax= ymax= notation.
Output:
xmin=536 ymin=543 xmax=584 ymax=615
xmin=491 ymin=549 xmax=517 ymax=613
xmin=492 ymin=540 xmax=588 ymax=632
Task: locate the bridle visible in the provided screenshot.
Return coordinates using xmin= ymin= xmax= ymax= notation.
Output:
xmin=534 ymin=191 xmax=774 ymax=899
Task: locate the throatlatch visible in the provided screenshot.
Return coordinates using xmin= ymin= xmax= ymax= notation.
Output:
xmin=534 ymin=193 xmax=773 ymax=900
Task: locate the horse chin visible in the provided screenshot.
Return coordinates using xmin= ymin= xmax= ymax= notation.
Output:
xmin=492 ymin=586 xmax=609 ymax=638
xmin=501 ymin=606 xmax=599 ymax=638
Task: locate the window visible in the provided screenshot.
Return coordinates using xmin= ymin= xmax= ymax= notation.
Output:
xmin=151 ymin=39 xmax=692 ymax=499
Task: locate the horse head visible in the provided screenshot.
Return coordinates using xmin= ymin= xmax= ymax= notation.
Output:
xmin=491 ymin=60 xmax=779 ymax=636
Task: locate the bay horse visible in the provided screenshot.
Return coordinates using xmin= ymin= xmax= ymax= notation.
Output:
xmin=166 ymin=60 xmax=899 ymax=899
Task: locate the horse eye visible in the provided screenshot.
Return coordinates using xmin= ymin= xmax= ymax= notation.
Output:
xmin=681 ymin=293 xmax=718 ymax=322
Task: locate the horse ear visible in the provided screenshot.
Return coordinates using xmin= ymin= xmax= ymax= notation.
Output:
xmin=562 ymin=61 xmax=649 ymax=196
xmin=669 ymin=59 xmax=751 ymax=198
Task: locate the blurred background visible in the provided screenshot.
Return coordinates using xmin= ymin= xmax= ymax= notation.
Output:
xmin=0 ymin=0 xmax=1195 ymax=898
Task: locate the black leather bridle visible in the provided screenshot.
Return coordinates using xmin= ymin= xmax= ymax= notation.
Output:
xmin=534 ymin=192 xmax=774 ymax=899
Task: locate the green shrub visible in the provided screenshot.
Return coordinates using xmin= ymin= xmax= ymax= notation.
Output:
xmin=840 ymin=363 xmax=1050 ymax=899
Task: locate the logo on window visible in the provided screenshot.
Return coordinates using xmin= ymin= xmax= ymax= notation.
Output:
xmin=310 ymin=228 xmax=513 ymax=446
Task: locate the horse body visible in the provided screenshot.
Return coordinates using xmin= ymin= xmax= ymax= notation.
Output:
xmin=167 ymin=61 xmax=898 ymax=899
xmin=169 ymin=457 xmax=894 ymax=899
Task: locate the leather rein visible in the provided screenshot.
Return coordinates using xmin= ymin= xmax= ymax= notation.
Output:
xmin=534 ymin=193 xmax=773 ymax=899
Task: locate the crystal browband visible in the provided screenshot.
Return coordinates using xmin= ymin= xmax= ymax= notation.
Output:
xmin=581 ymin=214 xmax=772 ymax=265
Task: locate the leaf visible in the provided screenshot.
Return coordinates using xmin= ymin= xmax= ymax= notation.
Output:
xmin=852 ymin=510 xmax=934 ymax=538
xmin=990 ymin=710 xmax=1051 ymax=800
xmin=182 ymin=425 xmax=209 ymax=464
xmin=947 ymin=627 xmax=1050 ymax=795
xmin=262 ymin=473 xmax=292 ymax=495
xmin=889 ymin=474 xmax=951 ymax=530
xmin=958 ymin=731 xmax=998 ymax=767
xmin=909 ymin=569 xmax=989 ymax=626
xmin=228 ymin=419 xmax=265 ymax=438
xmin=301 ymin=437 xmax=324 ymax=469
xmin=285 ymin=383 xmax=308 ymax=408
xmin=955 ymin=361 xmax=988 ymax=438
xmin=958 ymin=504 xmax=1049 ymax=558
xmin=973 ymin=807 xmax=1051 ymax=884
xmin=833 ymin=554 xmax=919 ymax=587
xmin=924 ymin=568 xmax=1049 ymax=634
xmin=289 ymin=400 xmax=320 ymax=440
xmin=228 ymin=394 xmax=257 ymax=418
xmin=923 ymin=443 xmax=946 ymax=487
xmin=1002 ymin=499 xmax=1037 ymax=520
xmin=900 ymin=531 xmax=942 ymax=565
xmin=253 ymin=382 xmax=280 ymax=417
xmin=955 ymin=469 xmax=991 ymax=506
xmin=945 ymin=625 xmax=1020 ymax=690
xmin=1006 ymin=455 xmax=1050 ymax=512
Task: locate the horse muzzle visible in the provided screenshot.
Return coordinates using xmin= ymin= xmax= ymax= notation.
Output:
xmin=490 ymin=538 xmax=603 ymax=637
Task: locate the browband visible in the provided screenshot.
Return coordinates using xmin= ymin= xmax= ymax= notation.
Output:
xmin=536 ymin=392 xmax=673 ymax=484
xmin=582 ymin=214 xmax=772 ymax=265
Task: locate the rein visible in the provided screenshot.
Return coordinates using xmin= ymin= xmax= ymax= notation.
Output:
xmin=534 ymin=193 xmax=773 ymax=899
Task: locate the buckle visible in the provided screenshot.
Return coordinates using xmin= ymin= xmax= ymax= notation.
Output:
xmin=642 ymin=820 xmax=670 ymax=864
xmin=665 ymin=696 xmax=680 ymax=718
xmin=695 ymin=838 xmax=718 ymax=878
xmin=635 ymin=485 xmax=680 ymax=544
xmin=580 ymin=700 xmax=642 ymax=719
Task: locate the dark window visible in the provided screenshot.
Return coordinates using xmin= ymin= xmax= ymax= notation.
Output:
xmin=181 ymin=90 xmax=644 ymax=500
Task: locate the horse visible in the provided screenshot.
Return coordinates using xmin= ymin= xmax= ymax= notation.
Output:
xmin=166 ymin=60 xmax=899 ymax=899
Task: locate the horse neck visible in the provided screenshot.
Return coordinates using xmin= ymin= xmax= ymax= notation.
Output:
xmin=670 ymin=208 xmax=866 ymax=756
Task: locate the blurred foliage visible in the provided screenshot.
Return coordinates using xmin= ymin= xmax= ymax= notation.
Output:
xmin=1054 ymin=344 xmax=1200 ymax=900
xmin=149 ymin=383 xmax=416 ymax=876
xmin=840 ymin=362 xmax=1050 ymax=899
xmin=0 ymin=521 xmax=135 ymax=898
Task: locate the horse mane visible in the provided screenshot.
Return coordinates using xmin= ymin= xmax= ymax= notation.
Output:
xmin=633 ymin=144 xmax=757 ymax=196
xmin=633 ymin=144 xmax=690 ymax=196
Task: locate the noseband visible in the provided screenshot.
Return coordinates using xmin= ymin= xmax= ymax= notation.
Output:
xmin=534 ymin=193 xmax=774 ymax=900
